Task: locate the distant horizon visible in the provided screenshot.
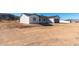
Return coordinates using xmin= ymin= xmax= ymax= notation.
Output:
xmin=12 ymin=13 xmax=79 ymax=20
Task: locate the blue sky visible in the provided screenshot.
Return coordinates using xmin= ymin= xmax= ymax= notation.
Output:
xmin=12 ymin=13 xmax=79 ymax=20
xmin=38 ymin=13 xmax=79 ymax=20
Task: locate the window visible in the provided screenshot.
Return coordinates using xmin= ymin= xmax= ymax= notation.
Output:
xmin=44 ymin=19 xmax=46 ymax=21
xmin=39 ymin=19 xmax=41 ymax=21
xmin=33 ymin=17 xmax=36 ymax=21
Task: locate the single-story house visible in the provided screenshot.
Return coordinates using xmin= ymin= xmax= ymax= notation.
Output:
xmin=20 ymin=13 xmax=60 ymax=24
xmin=66 ymin=19 xmax=79 ymax=23
xmin=70 ymin=19 xmax=79 ymax=23
xmin=60 ymin=20 xmax=70 ymax=23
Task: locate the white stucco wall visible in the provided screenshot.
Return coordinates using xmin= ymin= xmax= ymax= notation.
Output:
xmin=49 ymin=18 xmax=54 ymax=23
xmin=60 ymin=20 xmax=70 ymax=23
xmin=29 ymin=15 xmax=39 ymax=24
xmin=20 ymin=14 xmax=30 ymax=24
xmin=20 ymin=14 xmax=56 ymax=24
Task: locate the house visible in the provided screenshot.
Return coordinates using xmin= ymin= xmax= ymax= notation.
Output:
xmin=20 ymin=13 xmax=60 ymax=24
xmin=60 ymin=20 xmax=70 ymax=23
xmin=66 ymin=19 xmax=79 ymax=23
xmin=48 ymin=16 xmax=60 ymax=23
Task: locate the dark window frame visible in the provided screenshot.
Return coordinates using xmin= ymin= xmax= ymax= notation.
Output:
xmin=33 ymin=17 xmax=36 ymax=21
xmin=43 ymin=19 xmax=46 ymax=21
xmin=39 ymin=19 xmax=41 ymax=21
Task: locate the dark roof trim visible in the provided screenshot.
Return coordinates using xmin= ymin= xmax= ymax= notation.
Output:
xmin=21 ymin=13 xmax=60 ymax=18
xmin=23 ymin=13 xmax=39 ymax=16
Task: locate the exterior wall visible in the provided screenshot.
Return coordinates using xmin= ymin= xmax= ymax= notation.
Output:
xmin=29 ymin=15 xmax=39 ymax=24
xmin=39 ymin=17 xmax=48 ymax=23
xmin=20 ymin=14 xmax=30 ymax=24
xmin=60 ymin=20 xmax=70 ymax=23
xmin=49 ymin=18 xmax=54 ymax=23
xmin=54 ymin=19 xmax=60 ymax=23
xmin=39 ymin=18 xmax=43 ymax=23
xmin=20 ymin=14 xmax=59 ymax=24
xmin=70 ymin=20 xmax=79 ymax=23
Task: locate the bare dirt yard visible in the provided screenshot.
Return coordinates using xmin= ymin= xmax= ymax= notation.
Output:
xmin=0 ymin=21 xmax=79 ymax=46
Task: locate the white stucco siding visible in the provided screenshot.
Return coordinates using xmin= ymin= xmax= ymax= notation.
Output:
xmin=49 ymin=18 xmax=54 ymax=23
xmin=60 ymin=20 xmax=70 ymax=23
xmin=29 ymin=15 xmax=39 ymax=24
xmin=20 ymin=14 xmax=30 ymax=24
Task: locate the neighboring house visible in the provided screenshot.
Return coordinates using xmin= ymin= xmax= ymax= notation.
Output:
xmin=66 ymin=19 xmax=79 ymax=23
xmin=71 ymin=19 xmax=79 ymax=23
xmin=20 ymin=13 xmax=60 ymax=24
xmin=60 ymin=20 xmax=70 ymax=23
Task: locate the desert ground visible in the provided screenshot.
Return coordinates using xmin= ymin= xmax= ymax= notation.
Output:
xmin=0 ymin=21 xmax=79 ymax=46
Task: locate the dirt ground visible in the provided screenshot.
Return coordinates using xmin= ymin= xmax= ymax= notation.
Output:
xmin=0 ymin=21 xmax=79 ymax=46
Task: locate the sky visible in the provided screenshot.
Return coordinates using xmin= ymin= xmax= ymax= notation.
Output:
xmin=12 ymin=13 xmax=79 ymax=20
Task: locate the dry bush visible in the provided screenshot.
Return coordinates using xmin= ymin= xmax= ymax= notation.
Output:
xmin=0 ymin=20 xmax=32 ymax=29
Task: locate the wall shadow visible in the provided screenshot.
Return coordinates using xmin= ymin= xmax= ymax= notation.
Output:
xmin=39 ymin=19 xmax=53 ymax=26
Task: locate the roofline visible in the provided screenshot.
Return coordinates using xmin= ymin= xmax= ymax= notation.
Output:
xmin=20 ymin=13 xmax=60 ymax=18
